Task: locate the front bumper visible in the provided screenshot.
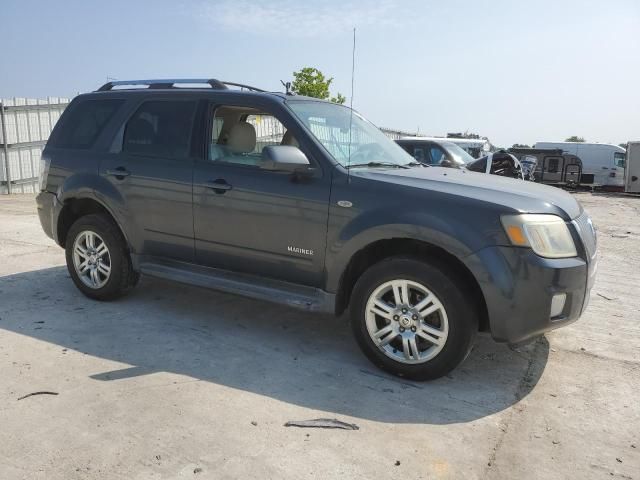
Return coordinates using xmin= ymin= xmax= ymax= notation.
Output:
xmin=465 ymin=245 xmax=595 ymax=344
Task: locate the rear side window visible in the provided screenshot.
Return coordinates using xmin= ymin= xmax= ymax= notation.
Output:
xmin=52 ymin=99 xmax=123 ymax=149
xmin=123 ymin=100 xmax=196 ymax=159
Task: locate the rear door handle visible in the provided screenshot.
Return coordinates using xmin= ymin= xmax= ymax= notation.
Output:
xmin=105 ymin=167 xmax=131 ymax=178
xmin=206 ymin=179 xmax=232 ymax=194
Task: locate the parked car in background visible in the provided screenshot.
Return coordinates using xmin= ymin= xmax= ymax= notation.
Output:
xmin=36 ymin=78 xmax=597 ymax=381
xmin=534 ymin=142 xmax=626 ymax=189
xmin=395 ymin=137 xmax=475 ymax=168
xmin=398 ymin=140 xmax=530 ymax=181
xmin=396 ymin=136 xmax=492 ymax=160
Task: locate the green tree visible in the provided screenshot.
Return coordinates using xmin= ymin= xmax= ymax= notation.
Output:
xmin=291 ymin=67 xmax=346 ymax=104
xmin=565 ymin=136 xmax=585 ymax=142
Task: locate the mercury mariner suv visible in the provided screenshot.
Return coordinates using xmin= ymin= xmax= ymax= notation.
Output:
xmin=36 ymin=78 xmax=597 ymax=380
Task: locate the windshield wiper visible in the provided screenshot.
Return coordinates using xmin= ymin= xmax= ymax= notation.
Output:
xmin=406 ymin=161 xmax=427 ymax=167
xmin=347 ymin=162 xmax=410 ymax=169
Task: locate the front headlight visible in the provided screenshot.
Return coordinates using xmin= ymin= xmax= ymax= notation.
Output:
xmin=501 ymin=214 xmax=577 ymax=258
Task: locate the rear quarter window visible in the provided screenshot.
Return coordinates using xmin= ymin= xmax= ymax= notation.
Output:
xmin=49 ymin=99 xmax=124 ymax=149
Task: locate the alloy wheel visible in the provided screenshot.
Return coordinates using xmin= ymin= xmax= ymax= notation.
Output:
xmin=72 ymin=230 xmax=111 ymax=289
xmin=365 ymin=279 xmax=449 ymax=364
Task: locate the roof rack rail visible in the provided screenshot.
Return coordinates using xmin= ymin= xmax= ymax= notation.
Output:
xmin=96 ymin=78 xmax=266 ymax=93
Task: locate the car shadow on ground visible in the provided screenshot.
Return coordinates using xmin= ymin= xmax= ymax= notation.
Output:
xmin=0 ymin=266 xmax=549 ymax=425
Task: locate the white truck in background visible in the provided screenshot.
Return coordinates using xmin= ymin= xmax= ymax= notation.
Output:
xmin=625 ymin=141 xmax=640 ymax=193
xmin=534 ymin=142 xmax=626 ymax=189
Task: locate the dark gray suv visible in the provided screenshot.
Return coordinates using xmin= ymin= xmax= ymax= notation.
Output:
xmin=36 ymin=79 xmax=597 ymax=380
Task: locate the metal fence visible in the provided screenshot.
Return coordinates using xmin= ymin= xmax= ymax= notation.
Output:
xmin=380 ymin=127 xmax=420 ymax=140
xmin=1 ymin=97 xmax=70 ymax=194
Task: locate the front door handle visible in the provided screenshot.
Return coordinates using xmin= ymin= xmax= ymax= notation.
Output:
xmin=105 ymin=167 xmax=131 ymax=179
xmin=206 ymin=179 xmax=232 ymax=194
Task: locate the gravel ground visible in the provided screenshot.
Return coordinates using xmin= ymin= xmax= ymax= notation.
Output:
xmin=0 ymin=192 xmax=638 ymax=479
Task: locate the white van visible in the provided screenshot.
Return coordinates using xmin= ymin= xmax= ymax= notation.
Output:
xmin=534 ymin=142 xmax=626 ymax=188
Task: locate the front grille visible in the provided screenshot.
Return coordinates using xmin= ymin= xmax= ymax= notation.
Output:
xmin=573 ymin=212 xmax=597 ymax=259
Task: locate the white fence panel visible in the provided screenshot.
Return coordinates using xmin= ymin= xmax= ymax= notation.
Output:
xmin=1 ymin=97 xmax=70 ymax=193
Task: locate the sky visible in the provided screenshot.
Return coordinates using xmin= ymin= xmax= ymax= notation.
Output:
xmin=1 ymin=0 xmax=638 ymax=147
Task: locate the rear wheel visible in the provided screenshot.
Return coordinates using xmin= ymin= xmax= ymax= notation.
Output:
xmin=350 ymin=257 xmax=477 ymax=380
xmin=65 ymin=214 xmax=139 ymax=300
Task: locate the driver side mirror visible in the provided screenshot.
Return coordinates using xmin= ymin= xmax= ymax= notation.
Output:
xmin=261 ymin=145 xmax=311 ymax=172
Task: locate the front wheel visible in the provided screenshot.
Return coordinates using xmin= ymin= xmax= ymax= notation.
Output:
xmin=350 ymin=257 xmax=478 ymax=381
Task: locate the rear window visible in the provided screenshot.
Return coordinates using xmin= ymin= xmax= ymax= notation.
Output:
xmin=123 ymin=100 xmax=196 ymax=159
xmin=51 ymin=99 xmax=123 ymax=149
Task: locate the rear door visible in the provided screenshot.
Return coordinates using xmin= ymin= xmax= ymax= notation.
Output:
xmin=100 ymin=97 xmax=197 ymax=261
xmin=192 ymin=99 xmax=331 ymax=287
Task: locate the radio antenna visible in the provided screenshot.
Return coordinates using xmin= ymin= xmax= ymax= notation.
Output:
xmin=347 ymin=27 xmax=356 ymax=183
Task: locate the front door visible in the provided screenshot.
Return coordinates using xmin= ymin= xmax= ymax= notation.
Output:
xmin=100 ymin=98 xmax=197 ymax=261
xmin=192 ymin=102 xmax=330 ymax=287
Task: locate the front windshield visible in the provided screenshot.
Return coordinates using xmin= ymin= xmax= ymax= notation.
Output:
xmin=614 ymin=152 xmax=625 ymax=168
xmin=442 ymin=142 xmax=476 ymax=165
xmin=287 ymin=101 xmax=415 ymax=168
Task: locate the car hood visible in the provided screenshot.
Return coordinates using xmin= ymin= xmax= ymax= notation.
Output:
xmin=352 ymin=166 xmax=582 ymax=219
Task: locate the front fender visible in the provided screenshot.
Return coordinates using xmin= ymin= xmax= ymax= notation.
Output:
xmin=324 ymin=204 xmax=496 ymax=292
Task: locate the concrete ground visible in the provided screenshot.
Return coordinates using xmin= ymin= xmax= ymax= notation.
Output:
xmin=0 ymin=192 xmax=638 ymax=479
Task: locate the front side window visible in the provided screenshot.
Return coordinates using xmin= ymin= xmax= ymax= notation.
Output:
xmin=208 ymin=106 xmax=295 ymax=167
xmin=614 ymin=152 xmax=625 ymax=168
xmin=123 ymin=100 xmax=196 ymax=159
xmin=52 ymin=99 xmax=124 ymax=149
xmin=429 ymin=146 xmax=446 ymax=165
xmin=246 ymin=114 xmax=286 ymax=153
xmin=287 ymin=101 xmax=414 ymax=168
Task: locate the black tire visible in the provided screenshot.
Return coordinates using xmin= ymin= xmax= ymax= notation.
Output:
xmin=350 ymin=256 xmax=477 ymax=381
xmin=65 ymin=213 xmax=139 ymax=301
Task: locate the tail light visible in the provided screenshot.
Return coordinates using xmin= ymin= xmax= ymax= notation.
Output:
xmin=38 ymin=155 xmax=51 ymax=191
